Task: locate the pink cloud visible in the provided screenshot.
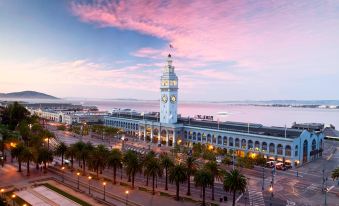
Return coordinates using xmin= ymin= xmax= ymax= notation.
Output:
xmin=71 ymin=0 xmax=339 ymax=67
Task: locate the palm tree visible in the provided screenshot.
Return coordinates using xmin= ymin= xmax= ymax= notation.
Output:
xmin=88 ymin=144 xmax=109 ymax=178
xmin=204 ymin=160 xmax=223 ymax=200
xmin=107 ymin=149 xmax=122 ymax=184
xmin=223 ymin=169 xmax=247 ymax=206
xmin=38 ymin=147 xmax=54 ymax=173
xmin=54 ymin=142 xmax=68 ymax=166
xmin=332 ymin=167 xmax=339 ymax=184
xmin=65 ymin=143 xmax=77 ymax=170
xmin=160 ymin=153 xmax=174 ymax=190
xmin=21 ymin=146 xmax=34 ymax=176
xmin=143 ymin=151 xmax=156 ymax=186
xmin=145 ymin=158 xmax=163 ymax=195
xmin=123 ymin=150 xmax=142 ymax=189
xmin=169 ymin=163 xmax=187 ymax=201
xmin=194 ymin=169 xmax=213 ymax=206
xmin=11 ymin=143 xmax=25 ymax=172
xmin=185 ymin=156 xmax=197 ymax=196
xmin=74 ymin=141 xmax=93 ymax=174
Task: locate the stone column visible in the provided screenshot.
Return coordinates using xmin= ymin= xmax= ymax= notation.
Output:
xmin=138 ymin=126 xmax=141 ymax=141
xmin=143 ymin=126 xmax=146 ymax=142
xmin=173 ymin=130 xmax=176 ymax=147
xmin=150 ymin=126 xmax=154 ymax=143
xmin=157 ymin=128 xmax=161 ymax=145
xmin=221 ymin=135 xmax=224 ymax=147
xmin=166 ymin=130 xmax=169 ymax=146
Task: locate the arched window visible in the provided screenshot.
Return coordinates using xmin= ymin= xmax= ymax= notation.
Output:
xmin=285 ymin=145 xmax=291 ymax=156
xmin=197 ymin=133 xmax=202 ymax=141
xmin=303 ymin=140 xmax=308 ymax=162
xmin=235 ymin=138 xmax=240 ymax=147
xmin=248 ymin=140 xmax=253 ymax=150
xmin=229 ymin=137 xmax=233 ymax=147
xmin=213 ymin=135 xmax=217 ymax=144
xmin=223 ymin=136 xmax=227 ymax=146
xmin=241 ymin=139 xmax=246 ymax=149
xmin=295 ymin=145 xmax=298 ymax=156
xmin=188 ymin=131 xmax=192 ymax=140
xmin=254 ymin=141 xmax=260 ymax=150
xmin=193 ymin=132 xmax=197 ymax=141
xmin=217 ymin=135 xmax=222 ymax=145
xmin=202 ymin=133 xmax=207 ymax=142
xmin=312 ymin=139 xmax=316 ymax=151
xmin=269 ymin=143 xmax=275 ymax=154
xmin=277 ymin=144 xmax=283 ymax=155
xmin=262 ymin=142 xmax=267 ymax=152
xmin=207 ymin=134 xmax=211 ymax=143
xmin=184 ymin=131 xmax=188 ymax=139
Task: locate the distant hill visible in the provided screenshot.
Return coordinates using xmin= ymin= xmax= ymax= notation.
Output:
xmin=0 ymin=91 xmax=58 ymax=99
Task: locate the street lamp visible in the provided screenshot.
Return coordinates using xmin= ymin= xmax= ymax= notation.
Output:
xmin=77 ymin=172 xmax=80 ymax=189
xmin=44 ymin=137 xmax=49 ymax=150
xmin=103 ymin=182 xmax=106 ymax=201
xmin=11 ymin=194 xmax=16 ymax=206
xmin=125 ymin=190 xmax=129 ymax=206
xmin=269 ymin=184 xmax=273 ymax=206
xmin=88 ymin=176 xmax=92 ymax=195
xmin=61 ymin=167 xmax=65 ymax=182
xmin=0 ymin=188 xmax=4 ymax=198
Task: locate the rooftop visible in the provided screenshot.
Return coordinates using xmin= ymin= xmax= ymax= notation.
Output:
xmin=107 ymin=113 xmax=304 ymax=139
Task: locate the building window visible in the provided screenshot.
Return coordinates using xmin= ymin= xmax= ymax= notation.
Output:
xmin=262 ymin=142 xmax=267 ymax=152
xmin=229 ymin=137 xmax=233 ymax=147
xmin=241 ymin=139 xmax=246 ymax=149
xmin=277 ymin=144 xmax=283 ymax=155
xmin=197 ymin=133 xmax=201 ymax=141
xmin=217 ymin=135 xmax=222 ymax=145
xmin=285 ymin=145 xmax=291 ymax=156
xmin=223 ymin=136 xmax=227 ymax=146
xmin=248 ymin=140 xmax=253 ymax=150
xmin=235 ymin=138 xmax=240 ymax=147
xmin=193 ymin=132 xmax=196 ymax=141
xmin=269 ymin=143 xmax=275 ymax=154
xmin=255 ymin=141 xmax=260 ymax=150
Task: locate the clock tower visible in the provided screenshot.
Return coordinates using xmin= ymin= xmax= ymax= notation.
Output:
xmin=160 ymin=54 xmax=178 ymax=124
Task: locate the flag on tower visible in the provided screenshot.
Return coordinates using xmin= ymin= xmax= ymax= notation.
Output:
xmin=169 ymin=44 xmax=174 ymax=48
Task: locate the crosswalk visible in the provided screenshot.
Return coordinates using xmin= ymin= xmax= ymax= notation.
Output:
xmin=248 ymin=188 xmax=265 ymax=206
xmin=293 ymin=181 xmax=322 ymax=192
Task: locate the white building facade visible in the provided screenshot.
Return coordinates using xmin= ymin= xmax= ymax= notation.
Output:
xmin=104 ymin=54 xmax=325 ymax=167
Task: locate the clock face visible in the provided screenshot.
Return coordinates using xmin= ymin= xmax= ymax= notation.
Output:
xmin=170 ymin=95 xmax=176 ymax=103
xmin=162 ymin=94 xmax=168 ymax=103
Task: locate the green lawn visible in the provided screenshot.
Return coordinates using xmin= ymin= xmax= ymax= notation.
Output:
xmin=43 ymin=183 xmax=92 ymax=206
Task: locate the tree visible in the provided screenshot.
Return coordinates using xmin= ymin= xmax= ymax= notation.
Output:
xmin=88 ymin=144 xmax=109 ymax=178
xmin=144 ymin=158 xmax=163 ymax=195
xmin=1 ymin=102 xmax=30 ymax=130
xmin=107 ymin=149 xmax=122 ymax=184
xmin=194 ymin=169 xmax=213 ymax=206
xmin=204 ymin=160 xmax=223 ymax=200
xmin=223 ymin=169 xmax=247 ymax=206
xmin=185 ymin=156 xmax=197 ymax=196
xmin=74 ymin=141 xmax=93 ymax=174
xmin=65 ymin=144 xmax=77 ymax=170
xmin=11 ymin=143 xmax=25 ymax=172
xmin=143 ymin=151 xmax=156 ymax=186
xmin=332 ymin=167 xmax=339 ymax=181
xmin=38 ymin=147 xmax=54 ymax=173
xmin=21 ymin=146 xmax=34 ymax=176
xmin=160 ymin=152 xmax=174 ymax=190
xmin=123 ymin=150 xmax=142 ymax=189
xmin=54 ymin=142 xmax=68 ymax=166
xmin=169 ymin=163 xmax=187 ymax=201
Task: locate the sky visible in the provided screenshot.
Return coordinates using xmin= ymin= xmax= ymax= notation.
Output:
xmin=0 ymin=0 xmax=339 ymax=101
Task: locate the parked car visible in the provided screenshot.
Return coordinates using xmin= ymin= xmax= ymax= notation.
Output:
xmin=275 ymin=162 xmax=286 ymax=171
xmin=266 ymin=161 xmax=276 ymax=168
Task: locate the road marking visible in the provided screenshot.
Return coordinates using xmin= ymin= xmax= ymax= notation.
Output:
xmin=328 ymin=185 xmax=335 ymax=192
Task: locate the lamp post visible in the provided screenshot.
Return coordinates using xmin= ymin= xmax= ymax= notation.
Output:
xmin=262 ymin=166 xmax=265 ymax=191
xmin=0 ymin=188 xmax=4 ymax=198
xmin=44 ymin=137 xmax=49 ymax=150
xmin=77 ymin=172 xmax=80 ymax=189
xmin=61 ymin=167 xmax=65 ymax=182
xmin=324 ymin=177 xmax=328 ymax=206
xmin=11 ymin=194 xmax=16 ymax=206
xmin=88 ymin=176 xmax=92 ymax=195
xmin=269 ymin=184 xmax=273 ymax=206
xmin=103 ymin=182 xmax=106 ymax=201
xmin=125 ymin=190 xmax=129 ymax=206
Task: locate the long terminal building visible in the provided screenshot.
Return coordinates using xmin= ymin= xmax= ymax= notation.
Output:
xmin=104 ymin=54 xmax=325 ymax=167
